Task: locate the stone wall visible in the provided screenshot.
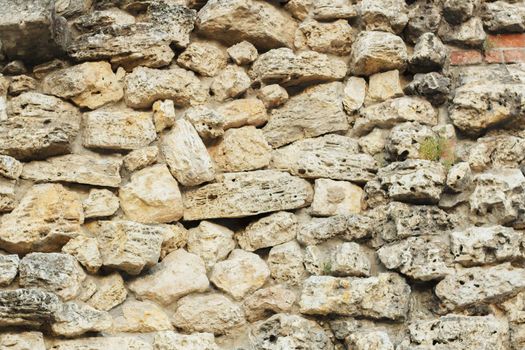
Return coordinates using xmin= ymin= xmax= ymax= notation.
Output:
xmin=0 ymin=0 xmax=524 ymax=349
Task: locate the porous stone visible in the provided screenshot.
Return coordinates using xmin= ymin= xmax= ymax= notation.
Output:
xmin=83 ymin=189 xmax=119 ymax=219
xmin=187 ymin=221 xmax=235 ymax=269
xmin=347 ymin=331 xmax=394 ymax=350
xmin=182 ymin=170 xmax=313 ymax=220
xmin=438 ymin=17 xmax=486 ymax=48
xmin=152 ymin=100 xmax=176 ymax=133
xmin=343 ymin=76 xmax=367 ymax=113
xmin=312 ymin=0 xmax=357 ymax=20
xmin=86 ymin=273 xmax=127 ymax=311
xmin=153 ymin=331 xmax=219 ymax=350
xmin=52 ymin=302 xmax=112 ymax=337
xmin=405 ymin=0 xmax=442 ymax=44
xmin=8 ymin=75 xmax=37 ymax=96
xmin=467 ymin=133 xmax=525 ymax=171
xmin=227 ymin=41 xmax=258 ymax=65
xmin=0 ymin=332 xmax=46 ymax=350
xmin=160 ymin=223 xmax=189 ymax=259
xmin=349 ymin=31 xmax=408 ymax=76
xmin=250 ymin=48 xmax=347 ymax=87
xmin=21 ymin=154 xmax=122 ymax=187
xmin=409 ymin=33 xmax=447 ymax=73
xmin=119 ymin=164 xmax=183 ymax=224
xmin=443 ymin=0 xmax=479 ymax=25
xmin=211 ymin=249 xmax=270 ymax=300
xmin=385 ymin=122 xmax=437 ymax=161
xmin=217 ymin=98 xmax=268 ymax=129
xmin=177 ymin=42 xmax=228 ymax=77
xmin=297 ymin=214 xmax=375 ymax=246
xmin=258 ymin=84 xmax=288 ymax=109
xmin=209 ymin=126 xmax=270 ymax=172
xmin=124 ymin=66 xmax=207 ymax=109
xmin=367 ymin=70 xmax=404 ymax=103
xmin=184 ymin=106 xmax=225 ymax=140
xmin=0 ymin=254 xmax=19 ymax=286
xmin=210 ymin=65 xmax=251 ymax=101
xmin=87 ymin=220 xmax=166 ymax=275
xmin=62 ymin=236 xmax=102 ymax=274
xmin=270 ymin=134 xmax=377 ymax=184
xmin=0 ymin=183 xmax=83 ymax=254
xmin=482 ymin=1 xmax=525 ymax=33
xmin=311 ymin=179 xmax=363 ymax=216
xmin=113 ymin=300 xmax=172 ymax=332
xmin=7 ymin=91 xmax=80 ymax=121
xmin=19 ymin=253 xmax=85 ymax=301
xmin=296 ymin=19 xmax=354 ymax=56
xmin=358 ymin=0 xmax=409 ymax=34
xmin=48 ymin=336 xmax=153 ymax=350
xmin=404 ymin=72 xmax=451 ymax=106
xmin=243 ymin=286 xmax=296 ymax=322
xmin=128 ymin=249 xmax=209 ymax=305
xmin=123 ymin=146 xmax=159 ymax=172
xmin=268 ymin=241 xmax=305 ymax=285
xmin=197 ymin=0 xmax=297 ymax=50
xmin=446 ymin=162 xmax=472 ymax=192
xmin=173 ymin=293 xmax=246 ymax=335
xmin=0 ymin=155 xmax=22 ymax=180
xmin=161 ymin=119 xmax=215 ymax=186
xmin=330 ymin=242 xmax=371 ymax=277
xmin=0 ymin=288 xmax=62 ymax=327
xmin=236 ymin=211 xmax=297 ymax=252
xmin=299 ymin=273 xmax=410 ymax=320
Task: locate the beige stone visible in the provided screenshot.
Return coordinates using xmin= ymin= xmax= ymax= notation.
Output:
xmin=52 ymin=302 xmax=112 ymax=337
xmin=210 ymin=65 xmax=251 ymax=101
xmin=0 ymin=332 xmax=45 ymax=350
xmin=296 ymin=19 xmax=354 ymax=55
xmin=243 ymin=285 xmax=296 ymax=322
xmin=48 ymin=337 xmax=152 ymax=350
xmin=8 ymin=75 xmax=36 ymax=96
xmin=367 ymin=70 xmax=404 ymax=103
xmin=343 ymin=76 xmax=367 ymax=113
xmin=62 ymin=236 xmax=102 ymax=274
xmin=209 ymin=126 xmax=271 ymax=172
xmin=152 ymin=100 xmax=176 ymax=133
xmin=161 ymin=119 xmax=215 ymax=186
xmin=268 ymin=241 xmax=306 ymax=285
xmin=258 ymin=84 xmax=288 ymax=109
xmin=227 ymin=41 xmax=258 ymax=65
xmin=236 ymin=211 xmax=298 ymax=251
xmin=86 ymin=273 xmax=127 ymax=311
xmin=359 ymin=0 xmax=409 ymax=34
xmin=312 ymin=179 xmax=363 ymax=216
xmin=82 ymin=189 xmax=119 ymax=219
xmin=119 ymin=164 xmax=183 ymax=224
xmin=177 ymin=42 xmax=228 ymax=77
xmin=42 ymin=61 xmax=123 ymax=110
xmin=187 ymin=221 xmax=235 ymax=269
xmin=123 ymin=146 xmax=159 ymax=172
xmin=160 ymin=223 xmax=189 ymax=260
xmin=312 ymin=0 xmax=357 ymax=20
xmin=153 ymin=331 xmax=220 ymax=350
xmin=0 ymin=254 xmax=19 ymax=286
xmin=184 ymin=106 xmax=225 ymax=140
xmin=217 ymin=98 xmax=268 ymax=129
xmin=113 ymin=300 xmax=172 ymax=332
xmin=0 ymin=155 xmax=22 ymax=180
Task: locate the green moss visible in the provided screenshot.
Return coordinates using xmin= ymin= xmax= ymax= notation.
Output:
xmin=419 ymin=136 xmax=456 ymax=168
xmin=322 ymin=261 xmax=332 ymax=275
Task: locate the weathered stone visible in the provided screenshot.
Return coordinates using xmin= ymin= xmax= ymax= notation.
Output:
xmin=258 ymin=84 xmax=288 ymax=109
xmin=367 ymin=70 xmax=404 ymax=103
xmin=378 ymin=236 xmax=451 ymax=281
xmin=436 ymin=263 xmax=525 ymax=310
xmin=270 ymin=134 xmax=377 ymax=184
xmin=87 ymin=220 xmax=166 ymax=275
xmin=404 ymin=72 xmax=451 ymax=106
xmin=450 ymin=225 xmax=523 ymax=266
xmin=297 ymin=214 xmax=375 ymax=246
xmin=211 ymin=249 xmax=270 ymax=300
xmin=443 ymin=0 xmax=479 ymax=25
xmin=0 ymin=332 xmax=45 ymax=350
xmin=187 ymin=221 xmax=234 ymax=269
xmin=243 ymin=286 xmax=296 ymax=322
xmin=124 ymin=66 xmax=207 ymax=109
xmin=19 ymin=253 xmax=85 ymax=301
xmin=250 ymin=48 xmax=347 ymax=87
xmin=152 ymin=100 xmax=176 ymax=133
xmin=236 ymin=211 xmax=297 ymax=251
xmin=184 ymin=106 xmax=225 ymax=140
xmin=2 ymin=61 xmax=27 ymax=76
xmin=210 ymin=65 xmax=251 ymax=101
xmin=86 ymin=273 xmax=127 ymax=311
xmin=250 ymin=313 xmax=334 ymax=350
xmin=7 ymin=91 xmax=80 ymax=121
xmin=52 ymin=302 xmax=112 ymax=337
xmin=209 ymin=126 xmax=271 ymax=172
xmin=128 ymin=249 xmax=208 ymax=305
xmin=405 ymin=0 xmax=442 ymax=44
xmin=482 ymin=1 xmax=525 ymax=33
xmin=446 ymin=161 xmax=472 ymax=192
xmin=0 ymin=155 xmax=22 ymax=180
xmin=312 ymin=0 xmax=357 ymax=20
xmin=268 ymin=241 xmax=305 ymax=285
xmin=62 ymin=236 xmax=102 ymax=274
xmin=83 ymin=189 xmax=119 ymax=219
xmin=359 ymin=0 xmax=409 ymax=34
xmin=160 ymin=223 xmax=189 ymax=259
xmin=262 ymin=82 xmax=349 ymax=148
xmin=296 ymin=19 xmax=354 ymax=56
xmin=48 ymin=336 xmax=153 ymax=350
xmin=42 ymin=62 xmax=123 ymax=110
xmin=197 ymin=0 xmax=296 ymax=50
xmin=182 ymin=170 xmax=313 ymax=220
xmin=378 ymin=160 xmax=446 ymax=204
xmin=161 ymin=119 xmax=215 ymax=187
xmin=349 ymin=31 xmax=408 ymax=76
xmin=0 ymin=288 xmax=62 ymax=327
xmin=217 ymin=98 xmax=268 ymax=129
xmin=8 ymin=75 xmax=37 ymax=96
xmin=113 ymin=300 xmax=172 ymax=333
xmin=311 ymin=179 xmax=363 ymax=216
xmin=467 ymin=133 xmax=525 ymax=171
xmin=385 ymin=122 xmax=437 ymax=161
xmin=347 ymin=331 xmax=394 ymax=350
xmin=299 ymin=273 xmax=410 ymax=320
xmin=0 ymin=183 xmax=83 ymax=254
xmin=153 ymin=331 xmax=219 ymax=350
xmin=330 ymin=242 xmax=371 ymax=277
xmin=343 ymin=76 xmax=367 ymax=113
xmin=227 ymin=41 xmax=258 ymax=65
xmin=285 ymin=0 xmax=313 ymax=20
xmin=0 ymin=254 xmax=19 ymax=286
xmin=409 ymin=33 xmax=447 ymax=73
xmin=354 ymin=97 xmax=437 ymax=136
xmin=123 ymin=146 xmax=158 ymax=172
xmin=21 ymin=154 xmax=122 ymax=187
xmin=406 ymin=315 xmax=509 ymax=349
xmin=438 ymin=17 xmax=486 ymax=48
xmin=177 ymin=42 xmax=228 ymax=77
xmin=173 ymin=293 xmax=245 ymax=335
xmin=119 ymin=164 xmax=183 ymax=224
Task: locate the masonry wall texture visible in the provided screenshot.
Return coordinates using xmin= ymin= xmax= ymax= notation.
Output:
xmin=0 ymin=0 xmax=524 ymax=349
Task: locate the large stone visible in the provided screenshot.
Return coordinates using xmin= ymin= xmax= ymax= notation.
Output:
xmin=0 ymin=288 xmax=62 ymax=327
xmin=217 ymin=98 xmax=268 ymax=130
xmin=182 ymin=170 xmax=313 ymax=220
xmin=250 ymin=48 xmax=346 ymax=87
xmin=353 ymin=97 xmax=437 ymax=136
xmin=48 ymin=337 xmax=153 ymax=350
xmin=243 ymin=286 xmax=296 ymax=322
xmin=0 ymin=183 xmax=83 ymax=254
xmin=442 ymin=0 xmax=479 ymax=24
xmin=258 ymin=84 xmax=288 ymax=109
xmin=177 ymin=42 xmax=228 ymax=77
xmin=297 ymin=214 xmax=375 ymax=246
xmin=328 ymin=242 xmax=371 ymax=277
xmin=123 ymin=146 xmax=159 ymax=172
xmin=124 ymin=66 xmax=207 ymax=109
xmin=299 ymin=273 xmax=410 ymax=320
xmin=173 ymin=293 xmax=245 ymax=335
xmin=343 ymin=76 xmax=367 ymax=113
xmin=86 ymin=273 xmax=127 ymax=311
xmin=270 ymin=134 xmax=377 ymax=184
xmin=197 ymin=0 xmax=296 ymax=50
xmin=52 ymin=302 xmax=112 ymax=337
xmin=296 ymin=19 xmax=354 ymax=55
xmin=409 ymin=33 xmax=447 ymax=73
xmin=161 ymin=119 xmax=215 ymax=187
xmin=467 ymin=133 xmax=525 ymax=171
xmin=262 ymin=82 xmax=349 ymax=148
xmin=153 ymin=331 xmax=219 ymax=350
xmin=347 ymin=331 xmax=394 ymax=350
xmin=236 ymin=211 xmax=297 ymax=251
xmin=83 ymin=189 xmax=120 ymax=219
xmin=438 ymin=17 xmax=486 ymax=47
xmin=311 ymin=0 xmax=358 ymax=20
xmin=311 ymin=178 xmax=363 ymax=216
xmin=0 ymin=332 xmax=46 ymax=350
xmin=227 ymin=41 xmax=258 ymax=65
xmin=210 ymin=65 xmax=251 ymax=101
xmin=349 ymin=31 xmax=408 ymax=76
xmin=405 ymin=0 xmax=442 ymax=44
xmin=128 ymin=249 xmax=209 ymax=305
xmin=435 ymin=263 xmax=525 ymax=311
xmin=82 ymin=108 xmax=156 ymax=151
xmin=152 ymin=100 xmax=176 ymax=133
xmin=7 ymin=91 xmax=80 ymax=121
xmin=0 ymin=254 xmax=19 ymax=286
xmin=482 ymin=1 xmax=525 ymax=33
xmin=21 ymin=154 xmax=122 ymax=187
xmin=112 ymin=300 xmax=172 ymax=333
xmin=184 ymin=106 xmax=225 ymax=140
xmin=384 ymin=122 xmax=437 ymax=161
xmin=367 ymin=69 xmax=404 ymax=103
xmin=267 ymin=241 xmax=306 ymax=285
xmin=42 ymin=62 xmax=123 ymax=110
xmin=87 ymin=220 xmax=166 ymax=275
xmin=210 ymin=249 xmax=270 ymax=300
xmin=19 ymin=253 xmax=85 ymax=301
xmin=62 ymin=236 xmax=102 ymax=274
xmin=250 ymin=313 xmax=334 ymax=350
xmin=404 ymin=72 xmax=451 ymax=106
xmin=358 ymin=0 xmax=409 ymax=34
xmin=119 ymin=164 xmax=183 ymax=224
xmin=187 ymin=221 xmax=235 ymax=269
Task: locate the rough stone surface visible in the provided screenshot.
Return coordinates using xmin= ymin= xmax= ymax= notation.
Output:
xmin=52 ymin=302 xmax=112 ymax=337
xmin=62 ymin=236 xmax=102 ymax=274
xmin=311 ymin=178 xmax=364 ymax=216
xmin=227 ymin=41 xmax=258 ymax=65
xmin=210 ymin=65 xmax=251 ymax=101
xmin=0 ymin=254 xmax=19 ymax=286
xmin=0 ymin=332 xmax=46 ymax=350
xmin=187 ymin=221 xmax=235 ymax=269
xmin=0 ymin=288 xmax=62 ymax=327
xmin=296 ymin=19 xmax=354 ymax=56
xmin=177 ymin=42 xmax=228 ymax=77
xmin=86 ymin=273 xmax=127 ymax=311
xmin=359 ymin=0 xmax=409 ymax=34
xmin=236 ymin=211 xmax=297 ymax=252
xmin=217 ymin=98 xmax=268 ymax=130
xmin=83 ymin=189 xmax=119 ymax=219
xmin=153 ymin=331 xmax=219 ymax=350
xmin=268 ymin=241 xmax=306 ymax=286
xmin=243 ymin=286 xmax=296 ymax=322
xmin=113 ymin=300 xmax=172 ymax=333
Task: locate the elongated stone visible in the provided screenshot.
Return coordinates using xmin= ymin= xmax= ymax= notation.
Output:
xmin=182 ymin=170 xmax=313 ymax=220
xmin=0 ymin=288 xmax=62 ymax=327
xmin=48 ymin=337 xmax=152 ymax=350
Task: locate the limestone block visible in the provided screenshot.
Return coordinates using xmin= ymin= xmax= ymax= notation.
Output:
xmin=268 ymin=241 xmax=305 ymax=285
xmin=113 ymin=300 xmax=172 ymax=333
xmin=184 ymin=106 xmax=225 ymax=140
xmin=443 ymin=0 xmax=479 ymax=24
xmin=217 ymin=98 xmax=268 ymax=129
xmin=123 ymin=146 xmax=159 ymax=172
xmin=446 ymin=162 xmax=472 ymax=192
xmin=348 ymin=331 xmax=394 ymax=350
xmin=86 ymin=273 xmax=127 ymax=311
xmin=297 ymin=214 xmax=375 ymax=245
xmin=482 ymin=1 xmax=525 ymax=33
xmin=177 ymin=42 xmax=228 ymax=77
xmin=358 ymin=0 xmax=408 ymax=34
xmin=409 ymin=33 xmax=447 ymax=73
xmin=312 ymin=0 xmax=357 ymax=20
xmin=236 ymin=211 xmax=297 ymax=251
xmin=153 ymin=331 xmax=219 ymax=350
xmin=243 ymin=286 xmax=296 ymax=322
xmin=367 ymin=70 xmax=404 ymax=103
xmin=227 ymin=41 xmax=258 ymax=65
xmin=48 ymin=337 xmax=153 ymax=350
xmin=438 ymin=17 xmax=486 ymax=48
xmin=8 ymin=75 xmax=37 ymax=96
xmin=0 ymin=288 xmax=62 ymax=327
xmin=160 ymin=223 xmax=189 ymax=259
xmin=258 ymin=84 xmax=288 ymax=109
xmin=82 ymin=189 xmax=119 ymax=219
xmin=52 ymin=302 xmax=112 ymax=337
xmin=343 ymin=76 xmax=367 ymax=113
xmin=404 ymin=72 xmax=451 ymax=106
xmin=187 ymin=221 xmax=235 ymax=269
xmin=210 ymin=65 xmax=251 ymax=101
xmin=385 ymin=122 xmax=436 ymax=161
xmin=405 ymin=0 xmax=442 ymax=43
xmin=0 ymin=155 xmax=22 ymax=180
xmin=330 ymin=242 xmax=371 ymax=277
xmin=312 ymin=178 xmax=363 ymax=216
xmin=296 ymin=19 xmax=354 ymax=55
xmin=62 ymin=236 xmax=102 ymax=274
xmin=152 ymin=100 xmax=176 ymax=133
xmin=0 ymin=254 xmax=19 ymax=286
xmin=0 ymin=332 xmax=45 ymax=350
xmin=467 ymin=134 xmax=525 ymax=171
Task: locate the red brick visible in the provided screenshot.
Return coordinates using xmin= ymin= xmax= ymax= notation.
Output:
xmin=487 ymin=34 xmax=525 ymax=49
xmin=484 ymin=49 xmax=504 ymax=63
xmin=503 ymin=48 xmax=525 ymax=63
xmin=450 ymin=50 xmax=483 ymax=65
